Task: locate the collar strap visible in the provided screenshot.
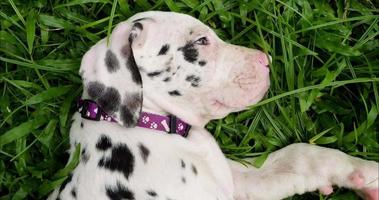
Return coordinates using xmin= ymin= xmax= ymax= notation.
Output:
xmin=77 ymin=99 xmax=190 ymax=137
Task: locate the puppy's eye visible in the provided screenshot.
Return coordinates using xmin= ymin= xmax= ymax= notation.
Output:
xmin=194 ymin=37 xmax=209 ymax=45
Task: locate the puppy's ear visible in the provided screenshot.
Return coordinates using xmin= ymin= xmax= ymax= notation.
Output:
xmin=79 ymin=21 xmax=144 ymax=127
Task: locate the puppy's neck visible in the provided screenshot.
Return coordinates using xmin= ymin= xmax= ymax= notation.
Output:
xmin=142 ymin=97 xmax=169 ymax=116
xmin=143 ymin=96 xmax=208 ymax=128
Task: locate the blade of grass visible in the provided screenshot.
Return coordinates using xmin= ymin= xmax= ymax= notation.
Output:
xmin=26 ymin=11 xmax=36 ymax=55
xmin=106 ymin=0 xmax=118 ymax=46
xmin=7 ymin=0 xmax=26 ymax=25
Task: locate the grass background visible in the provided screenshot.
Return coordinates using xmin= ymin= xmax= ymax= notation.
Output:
xmin=0 ymin=0 xmax=378 ymax=199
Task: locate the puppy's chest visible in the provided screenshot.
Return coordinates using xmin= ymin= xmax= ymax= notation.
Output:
xmin=62 ymin=116 xmax=231 ymax=200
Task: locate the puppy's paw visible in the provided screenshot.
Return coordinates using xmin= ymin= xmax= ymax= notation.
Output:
xmin=319 ymin=185 xmax=333 ymax=195
xmin=319 ymin=166 xmax=377 ymax=199
xmin=361 ymin=188 xmax=379 ymax=200
xmin=346 ymin=163 xmax=379 ymax=200
xmin=349 ymin=170 xmax=366 ymax=188
xmin=315 ymin=152 xmax=378 ymax=200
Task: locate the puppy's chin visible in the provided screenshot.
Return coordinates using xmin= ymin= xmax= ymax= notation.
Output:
xmin=204 ymin=86 xmax=270 ymax=121
xmin=204 ymin=101 xmax=244 ymax=120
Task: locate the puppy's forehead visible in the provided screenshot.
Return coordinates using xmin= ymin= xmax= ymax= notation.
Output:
xmin=131 ymin=11 xmax=210 ymax=33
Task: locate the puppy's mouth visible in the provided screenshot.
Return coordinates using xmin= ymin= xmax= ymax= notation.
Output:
xmin=211 ymin=83 xmax=270 ymax=111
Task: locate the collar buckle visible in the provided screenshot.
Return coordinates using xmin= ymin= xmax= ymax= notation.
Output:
xmin=168 ymin=114 xmax=191 ymax=137
xmin=168 ymin=114 xmax=177 ymax=134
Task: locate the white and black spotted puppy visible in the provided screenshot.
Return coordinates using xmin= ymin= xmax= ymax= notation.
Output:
xmin=49 ymin=11 xmax=379 ymax=200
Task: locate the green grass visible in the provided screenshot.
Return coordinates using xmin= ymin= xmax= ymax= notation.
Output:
xmin=0 ymin=0 xmax=378 ymax=199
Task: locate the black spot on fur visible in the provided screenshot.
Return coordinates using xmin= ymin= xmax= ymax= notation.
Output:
xmin=120 ymin=105 xmax=135 ymax=127
xmin=120 ymin=92 xmax=142 ymax=127
xmin=80 ymin=121 xmax=84 ymax=128
xmin=96 ymin=135 xmax=112 ymax=151
xmin=147 ymin=71 xmax=163 ymax=77
xmin=198 ymin=60 xmax=207 ymax=66
xmin=178 ymin=42 xmax=198 ymax=63
xmin=81 ymin=148 xmax=89 ymax=163
xmin=127 ymin=49 xmax=142 ymax=85
xmin=181 ymin=159 xmax=186 ymax=168
xmin=128 ymin=33 xmax=136 ymax=44
xmin=185 ymin=75 xmax=201 ymax=87
xmin=158 ymin=44 xmax=170 ymax=55
xmin=133 ymin=22 xmax=143 ymax=30
xmin=139 ymin=143 xmax=150 ymax=163
xmin=71 ymin=187 xmax=77 ymax=198
xmin=59 ymin=174 xmax=73 ymax=193
xmin=163 ymin=77 xmax=171 ymax=82
xmin=146 ymin=190 xmax=157 ymax=197
xmin=165 ymin=67 xmax=171 ymax=72
xmin=106 ymin=182 xmax=135 ymax=200
xmin=98 ymin=144 xmax=135 ymax=179
xmin=168 ymin=90 xmax=181 ymax=96
xmin=181 ymin=176 xmax=186 ymax=184
xmin=105 ymin=50 xmax=120 ymax=73
xmin=87 ymin=81 xmax=105 ymax=99
xmin=191 ymin=164 xmax=198 ymax=175
xmin=87 ymin=82 xmax=121 ymax=113
xmin=124 ymin=93 xmax=142 ymax=113
xmin=99 ymin=157 xmax=105 ymax=166
xmin=98 ymin=87 xmax=121 ymax=114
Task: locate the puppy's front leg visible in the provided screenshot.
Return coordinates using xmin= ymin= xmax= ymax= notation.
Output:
xmin=230 ymin=143 xmax=378 ymax=200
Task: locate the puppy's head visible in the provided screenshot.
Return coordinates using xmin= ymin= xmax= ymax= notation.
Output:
xmin=80 ymin=11 xmax=270 ymax=127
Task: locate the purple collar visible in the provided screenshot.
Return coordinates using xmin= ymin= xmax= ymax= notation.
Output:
xmin=77 ymin=99 xmax=190 ymax=137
